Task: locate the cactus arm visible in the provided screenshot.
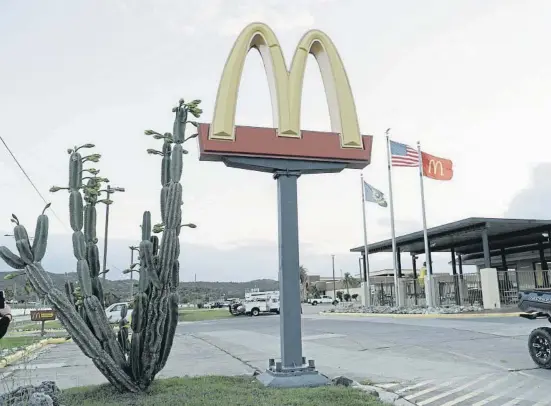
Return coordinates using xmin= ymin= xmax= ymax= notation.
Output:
xmin=0 ymin=246 xmax=26 ymax=269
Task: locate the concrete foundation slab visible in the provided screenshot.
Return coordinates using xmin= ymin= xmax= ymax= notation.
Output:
xmin=257 ymin=368 xmax=329 ymax=388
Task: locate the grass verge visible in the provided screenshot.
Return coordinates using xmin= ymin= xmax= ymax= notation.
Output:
xmin=0 ymin=336 xmax=43 ymax=349
xmin=60 ymin=375 xmax=384 ymax=406
xmin=178 ymin=309 xmax=233 ymax=322
xmin=17 ymin=320 xmax=63 ymax=331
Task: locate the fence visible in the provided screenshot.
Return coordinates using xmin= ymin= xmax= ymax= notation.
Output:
xmin=497 ymin=269 xmax=551 ymax=307
xmin=360 ymin=269 xmax=551 ymax=309
xmin=369 ymin=277 xmax=396 ymax=307
xmin=367 ymin=273 xmax=484 ymax=308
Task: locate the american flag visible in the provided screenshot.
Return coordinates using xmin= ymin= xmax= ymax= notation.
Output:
xmin=390 ymin=140 xmax=419 ymax=167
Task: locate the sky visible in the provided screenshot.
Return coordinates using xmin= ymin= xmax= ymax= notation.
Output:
xmin=0 ymin=0 xmax=550 ymax=282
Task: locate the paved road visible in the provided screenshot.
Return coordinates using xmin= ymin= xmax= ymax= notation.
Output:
xmin=2 ymin=304 xmax=550 ymax=405
xmin=185 ymin=305 xmax=550 ymax=405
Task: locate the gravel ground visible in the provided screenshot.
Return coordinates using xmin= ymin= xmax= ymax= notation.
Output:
xmin=326 ymin=302 xmax=484 ymax=314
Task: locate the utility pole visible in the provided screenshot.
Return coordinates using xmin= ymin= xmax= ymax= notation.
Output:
xmin=331 ymin=254 xmax=336 ymax=299
xmin=102 ymin=184 xmax=125 ymax=281
xmin=129 ymin=246 xmax=139 ymax=300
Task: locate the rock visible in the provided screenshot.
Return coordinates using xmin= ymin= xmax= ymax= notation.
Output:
xmin=28 ymin=393 xmax=53 ymax=406
xmin=332 ymin=375 xmax=354 ymax=387
xmin=0 ymin=381 xmax=61 ymax=406
xmin=357 ymin=386 xmax=380 ymax=397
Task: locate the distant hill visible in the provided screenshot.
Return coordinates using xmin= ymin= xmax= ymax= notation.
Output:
xmin=0 ymin=271 xmax=278 ymax=304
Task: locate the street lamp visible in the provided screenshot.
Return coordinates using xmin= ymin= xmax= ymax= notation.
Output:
xmin=4 ymin=234 xmax=34 ymax=240
xmin=181 ymin=223 xmax=197 ymax=229
xmin=102 ymin=185 xmax=125 ymax=281
xmin=129 ymin=245 xmax=139 ymax=299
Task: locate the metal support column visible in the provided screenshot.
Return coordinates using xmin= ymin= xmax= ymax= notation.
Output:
xmin=411 ymin=254 xmax=418 ymax=305
xmin=361 ymin=252 xmax=367 ymax=282
xmin=451 ymin=248 xmax=460 ymax=305
xmin=396 ymin=247 xmax=402 ymax=278
xmin=538 ymin=241 xmax=550 ymax=287
xmin=481 ymin=229 xmax=491 ymax=269
xmin=275 ymin=171 xmax=303 ymax=370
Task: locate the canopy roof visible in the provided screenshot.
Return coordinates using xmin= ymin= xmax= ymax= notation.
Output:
xmin=350 ymin=217 xmax=551 ymax=256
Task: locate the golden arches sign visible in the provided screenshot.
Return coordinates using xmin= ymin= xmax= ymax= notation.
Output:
xmin=210 ymin=22 xmax=362 ymax=149
xmin=428 ymin=159 xmax=444 ymax=177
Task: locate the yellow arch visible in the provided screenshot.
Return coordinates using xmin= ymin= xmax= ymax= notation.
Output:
xmin=210 ymin=22 xmax=362 ymax=149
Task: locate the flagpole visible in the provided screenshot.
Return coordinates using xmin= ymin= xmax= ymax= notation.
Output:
xmin=417 ymin=141 xmax=434 ymax=307
xmin=360 ymin=173 xmax=372 ymax=307
xmin=385 ymin=128 xmax=400 ymax=307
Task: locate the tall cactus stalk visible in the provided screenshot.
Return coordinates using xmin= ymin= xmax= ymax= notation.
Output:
xmin=0 ymin=98 xmax=201 ymax=392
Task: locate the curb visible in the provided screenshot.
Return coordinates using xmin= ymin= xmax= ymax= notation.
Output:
xmin=320 ymin=311 xmax=521 ymax=319
xmin=0 ymin=337 xmax=71 ymax=368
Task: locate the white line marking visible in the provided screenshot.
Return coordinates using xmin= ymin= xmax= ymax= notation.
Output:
xmin=405 ymin=380 xmax=457 ymax=401
xmin=472 ymin=394 xmax=501 ymax=405
xmin=377 ymin=382 xmax=400 ymax=389
xmin=472 ymin=379 xmax=528 ymax=406
xmin=395 ymin=380 xmax=434 ymax=394
xmin=417 ymin=374 xmax=492 ymax=405
xmin=500 ymin=399 xmax=523 ymax=406
xmin=302 ymin=333 xmax=346 ymax=341
xmin=439 ymin=374 xmax=511 ymax=406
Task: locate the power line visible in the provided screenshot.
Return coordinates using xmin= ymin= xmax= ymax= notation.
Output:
xmin=0 ymin=136 xmax=68 ymax=231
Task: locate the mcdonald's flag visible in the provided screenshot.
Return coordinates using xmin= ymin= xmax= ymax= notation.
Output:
xmin=421 ymin=152 xmax=453 ymax=181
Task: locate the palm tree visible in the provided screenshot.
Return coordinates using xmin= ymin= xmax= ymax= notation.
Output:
xmin=343 ymin=272 xmax=359 ymax=295
xmin=299 ymin=265 xmax=308 ymax=301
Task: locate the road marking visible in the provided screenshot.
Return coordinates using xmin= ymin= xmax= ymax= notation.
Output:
xmin=377 ymin=382 xmax=399 ymax=389
xmin=471 ymin=379 xmax=527 ymax=406
xmin=395 ymin=380 xmax=434 ymax=394
xmin=417 ymin=374 xmax=491 ymax=405
xmin=439 ymin=374 xmax=511 ymax=406
xmin=533 ymin=401 xmax=550 ymax=406
xmin=405 ymin=380 xmax=456 ymax=400
xmin=302 ymin=333 xmax=346 ymax=341
xmin=500 ymin=399 xmax=523 ymax=406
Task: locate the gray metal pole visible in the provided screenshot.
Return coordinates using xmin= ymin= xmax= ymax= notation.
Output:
xmin=332 ymin=254 xmax=336 ymax=299
xmin=385 ymin=130 xmax=401 ymax=306
xmin=129 ymin=248 xmax=134 ymax=300
xmin=275 ymin=171 xmax=303 ymax=369
xmin=360 ymin=173 xmax=371 ymax=306
xmin=102 ymin=187 xmax=112 ymax=281
xmin=416 ymin=141 xmax=434 ymax=307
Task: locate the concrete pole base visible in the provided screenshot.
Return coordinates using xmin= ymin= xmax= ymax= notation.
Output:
xmin=257 ymin=358 xmax=330 ymax=388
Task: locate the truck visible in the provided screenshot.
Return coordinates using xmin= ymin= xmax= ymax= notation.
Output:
xmin=518 ymin=289 xmax=551 ymax=368
xmin=308 ymin=295 xmax=338 ymax=306
xmin=244 ymin=296 xmax=280 ymax=316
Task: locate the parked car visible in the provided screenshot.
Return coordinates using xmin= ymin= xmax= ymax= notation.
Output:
xmin=308 ymin=295 xmax=338 ymax=306
xmin=105 ymin=302 xmax=132 ymax=323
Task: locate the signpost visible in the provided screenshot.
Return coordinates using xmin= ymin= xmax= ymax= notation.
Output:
xmin=30 ymin=309 xmax=56 ymax=336
xmin=197 ymin=22 xmax=373 ymax=388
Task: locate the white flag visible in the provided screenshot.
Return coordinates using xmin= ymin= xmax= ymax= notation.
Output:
xmin=363 ymin=181 xmax=388 ymax=207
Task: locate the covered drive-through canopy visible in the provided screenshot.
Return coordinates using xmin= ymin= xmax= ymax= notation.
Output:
xmin=350 ymin=217 xmax=551 ymax=279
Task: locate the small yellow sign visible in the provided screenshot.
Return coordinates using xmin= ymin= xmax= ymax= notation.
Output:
xmin=30 ymin=310 xmax=56 ymax=322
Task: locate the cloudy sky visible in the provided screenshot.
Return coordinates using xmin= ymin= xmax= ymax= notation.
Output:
xmin=0 ymin=0 xmax=549 ymax=282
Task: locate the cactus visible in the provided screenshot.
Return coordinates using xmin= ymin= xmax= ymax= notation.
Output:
xmin=0 ymin=99 xmax=199 ymax=392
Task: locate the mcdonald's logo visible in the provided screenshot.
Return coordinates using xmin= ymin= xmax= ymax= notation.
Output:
xmin=428 ymin=159 xmax=444 ymax=177
xmin=197 ymin=22 xmax=372 ymax=169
